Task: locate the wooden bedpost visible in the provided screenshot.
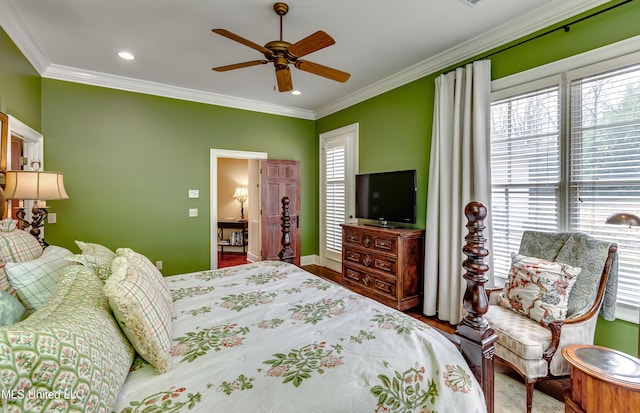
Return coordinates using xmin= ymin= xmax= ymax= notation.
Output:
xmin=454 ymin=201 xmax=498 ymax=413
xmin=278 ymin=196 xmax=295 ymax=263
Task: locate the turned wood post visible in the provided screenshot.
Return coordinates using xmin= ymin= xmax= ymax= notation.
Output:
xmin=454 ymin=201 xmax=498 ymax=413
xmin=278 ymin=196 xmax=295 ymax=263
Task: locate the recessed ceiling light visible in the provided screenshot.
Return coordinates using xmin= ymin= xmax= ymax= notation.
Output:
xmin=291 ymin=90 xmax=301 ymax=95
xmin=118 ymin=51 xmax=135 ymax=60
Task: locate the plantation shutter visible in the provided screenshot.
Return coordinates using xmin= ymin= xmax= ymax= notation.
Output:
xmin=568 ymin=63 xmax=640 ymax=307
xmin=490 ymin=86 xmax=561 ymax=277
xmin=324 ymin=140 xmax=346 ymax=253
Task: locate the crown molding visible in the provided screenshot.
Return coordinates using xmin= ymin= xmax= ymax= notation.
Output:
xmin=0 ymin=0 xmax=49 ymax=73
xmin=42 ymin=64 xmax=315 ymax=120
xmin=1 ymin=0 xmax=611 ymax=120
xmin=314 ymin=0 xmax=611 ymax=118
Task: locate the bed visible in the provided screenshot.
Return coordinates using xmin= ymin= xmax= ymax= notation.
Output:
xmin=0 ymin=201 xmax=495 ymax=413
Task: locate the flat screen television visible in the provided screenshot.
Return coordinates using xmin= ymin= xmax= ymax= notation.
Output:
xmin=355 ymin=169 xmax=417 ymax=227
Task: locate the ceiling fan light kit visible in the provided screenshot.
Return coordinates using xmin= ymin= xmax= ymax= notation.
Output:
xmin=211 ymin=2 xmax=350 ymax=92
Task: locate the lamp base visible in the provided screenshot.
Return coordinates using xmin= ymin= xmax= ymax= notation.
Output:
xmin=16 ymin=206 xmax=49 ymax=247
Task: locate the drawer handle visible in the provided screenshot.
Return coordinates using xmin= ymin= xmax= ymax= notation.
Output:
xmin=347 ymin=234 xmax=359 ymax=242
xmin=374 ymin=259 xmax=393 ymax=272
xmin=374 ymin=239 xmax=393 ymax=250
xmin=346 ymin=251 xmax=360 ymax=262
xmin=375 ymin=280 xmax=392 ymax=293
xmin=345 ymin=269 xmax=361 ymax=281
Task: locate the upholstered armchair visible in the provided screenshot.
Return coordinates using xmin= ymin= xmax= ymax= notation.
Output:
xmin=484 ymin=231 xmax=618 ymax=413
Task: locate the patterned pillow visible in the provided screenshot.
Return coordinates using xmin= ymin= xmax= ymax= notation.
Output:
xmin=5 ymin=245 xmax=72 ymax=313
xmin=65 ymin=254 xmax=112 ymax=281
xmin=497 ymin=253 xmax=581 ymax=323
xmin=105 ymin=256 xmax=172 ymax=374
xmin=0 ymin=265 xmax=134 ymax=412
xmin=75 ymin=240 xmax=116 ymax=260
xmin=0 ymin=229 xmax=44 ymax=296
xmin=116 ymin=247 xmax=172 ymax=306
xmin=0 ymin=290 xmax=25 ymax=326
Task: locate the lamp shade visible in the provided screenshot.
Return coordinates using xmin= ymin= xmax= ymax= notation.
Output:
xmin=3 ymin=170 xmax=69 ymax=200
xmin=605 ymin=212 xmax=640 ymax=227
xmin=233 ymin=186 xmax=248 ymax=199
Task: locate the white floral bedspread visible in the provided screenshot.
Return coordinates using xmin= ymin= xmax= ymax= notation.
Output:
xmin=113 ymin=261 xmax=487 ymax=413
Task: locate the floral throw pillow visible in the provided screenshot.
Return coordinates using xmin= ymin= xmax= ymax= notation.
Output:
xmin=497 ymin=253 xmax=581 ymax=323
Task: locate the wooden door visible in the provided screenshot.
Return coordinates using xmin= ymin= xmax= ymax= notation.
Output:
xmin=260 ymin=160 xmax=300 ymax=266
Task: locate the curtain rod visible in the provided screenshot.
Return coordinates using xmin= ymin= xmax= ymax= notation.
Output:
xmin=448 ymin=0 xmax=634 ymax=71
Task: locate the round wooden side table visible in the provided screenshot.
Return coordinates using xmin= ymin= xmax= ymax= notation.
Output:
xmin=562 ymin=344 xmax=640 ymax=413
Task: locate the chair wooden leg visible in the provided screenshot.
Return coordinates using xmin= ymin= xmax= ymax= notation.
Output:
xmin=525 ymin=378 xmax=535 ymax=413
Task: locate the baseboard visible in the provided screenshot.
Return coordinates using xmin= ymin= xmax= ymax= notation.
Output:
xmin=300 ymin=255 xmax=320 ymax=266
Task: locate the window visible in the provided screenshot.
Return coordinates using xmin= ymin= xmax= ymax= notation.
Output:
xmin=319 ymin=124 xmax=358 ymax=273
xmin=490 ymin=54 xmax=640 ymax=322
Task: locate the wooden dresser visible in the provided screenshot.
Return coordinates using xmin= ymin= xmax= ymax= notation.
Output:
xmin=340 ymin=224 xmax=424 ymax=311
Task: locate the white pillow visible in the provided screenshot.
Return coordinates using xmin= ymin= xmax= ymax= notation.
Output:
xmin=497 ymin=253 xmax=581 ymax=323
xmin=75 ymin=240 xmax=117 ymax=260
xmin=5 ymin=245 xmax=72 ymax=313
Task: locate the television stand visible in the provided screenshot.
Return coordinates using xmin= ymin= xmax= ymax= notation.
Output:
xmin=364 ymin=223 xmax=399 ymax=229
xmin=340 ymin=224 xmax=424 ymax=310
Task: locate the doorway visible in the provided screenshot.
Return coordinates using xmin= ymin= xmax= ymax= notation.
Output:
xmin=210 ymin=149 xmax=267 ymax=269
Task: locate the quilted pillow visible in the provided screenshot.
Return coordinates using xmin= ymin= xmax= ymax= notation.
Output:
xmin=116 ymin=247 xmax=172 ymax=306
xmin=5 ymin=245 xmax=72 ymax=313
xmin=75 ymin=240 xmax=116 ymax=260
xmin=497 ymin=253 xmax=581 ymax=323
xmin=65 ymin=254 xmax=112 ymax=281
xmin=105 ymin=256 xmax=172 ymax=374
xmin=0 ymin=290 xmax=25 ymax=326
xmin=0 ymin=265 xmax=134 ymax=412
xmin=0 ymin=229 xmax=44 ymax=296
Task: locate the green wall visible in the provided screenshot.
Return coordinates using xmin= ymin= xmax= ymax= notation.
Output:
xmin=317 ymin=0 xmax=640 ymax=356
xmin=0 ymin=28 xmax=40 ymax=129
xmin=1 ymin=2 xmax=639 ymax=356
xmin=40 ymin=80 xmax=316 ymax=275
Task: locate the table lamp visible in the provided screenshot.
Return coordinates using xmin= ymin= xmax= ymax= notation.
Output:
xmin=3 ymin=161 xmax=69 ymax=246
xmin=605 ymin=212 xmax=640 ymax=228
xmin=233 ymin=186 xmax=248 ymax=221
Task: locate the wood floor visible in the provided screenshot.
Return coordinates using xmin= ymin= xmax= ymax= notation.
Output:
xmin=301 ymin=264 xmax=568 ymax=404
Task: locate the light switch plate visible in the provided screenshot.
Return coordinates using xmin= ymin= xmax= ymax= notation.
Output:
xmin=189 ymin=208 xmax=198 ymax=217
xmin=188 ymin=189 xmax=199 ymax=198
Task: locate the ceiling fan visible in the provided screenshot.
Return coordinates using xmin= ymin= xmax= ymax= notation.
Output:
xmin=211 ymin=2 xmax=350 ymax=92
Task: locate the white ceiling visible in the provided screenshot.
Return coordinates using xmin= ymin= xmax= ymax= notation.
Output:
xmin=0 ymin=0 xmax=609 ymax=119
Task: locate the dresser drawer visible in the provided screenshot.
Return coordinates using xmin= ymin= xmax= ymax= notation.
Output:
xmin=343 ymin=247 xmax=397 ymax=275
xmin=342 ymin=264 xmax=397 ymax=300
xmin=343 ymin=228 xmax=398 ymax=255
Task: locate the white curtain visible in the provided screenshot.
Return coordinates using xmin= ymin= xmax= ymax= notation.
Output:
xmin=423 ymin=60 xmax=493 ymax=324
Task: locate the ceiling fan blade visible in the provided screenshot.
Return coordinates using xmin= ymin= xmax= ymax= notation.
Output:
xmin=212 ymin=60 xmax=269 ymax=72
xmin=276 ymin=67 xmax=293 ymax=92
xmin=212 ymin=29 xmax=273 ymax=56
xmin=294 ymin=60 xmax=350 ymax=83
xmin=287 ymin=31 xmax=335 ymax=59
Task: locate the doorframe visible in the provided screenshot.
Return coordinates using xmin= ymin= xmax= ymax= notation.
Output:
xmin=210 ymin=149 xmax=267 ymax=269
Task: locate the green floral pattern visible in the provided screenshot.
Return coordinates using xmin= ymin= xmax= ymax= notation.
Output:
xmin=111 ymin=261 xmax=486 ymax=412
xmin=263 ymin=341 xmax=344 ymax=387
xmin=371 ymin=363 xmax=438 ymax=412
xmin=117 ymin=386 xmax=201 ymax=413
xmin=289 ymin=298 xmax=345 ymax=324
xmin=219 ymin=291 xmax=277 ymax=311
xmin=171 ymin=323 xmax=249 ymax=362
